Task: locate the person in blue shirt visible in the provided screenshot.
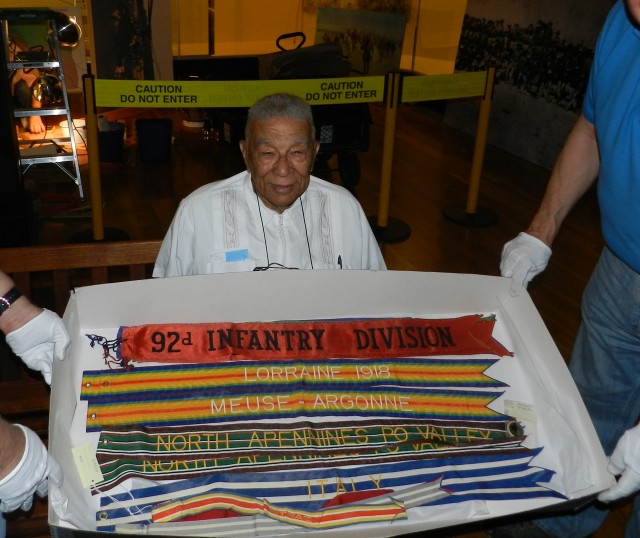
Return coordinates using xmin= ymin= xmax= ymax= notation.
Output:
xmin=493 ymin=1 xmax=640 ymax=537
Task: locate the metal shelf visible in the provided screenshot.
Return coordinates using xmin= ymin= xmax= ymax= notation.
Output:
xmin=8 ymin=60 xmax=59 ymax=70
xmin=13 ymin=107 xmax=68 ymax=117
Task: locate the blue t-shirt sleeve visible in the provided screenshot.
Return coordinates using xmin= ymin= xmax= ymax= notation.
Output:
xmin=582 ymin=64 xmax=596 ymax=124
xmin=582 ymin=0 xmax=625 ymax=125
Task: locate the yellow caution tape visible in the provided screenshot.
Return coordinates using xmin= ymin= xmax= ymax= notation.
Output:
xmin=94 ymin=71 xmax=489 ymax=108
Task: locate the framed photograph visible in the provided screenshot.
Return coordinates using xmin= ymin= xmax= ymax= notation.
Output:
xmin=315 ymin=7 xmax=406 ymax=76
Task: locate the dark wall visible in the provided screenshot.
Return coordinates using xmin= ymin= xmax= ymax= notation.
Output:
xmin=0 ymin=36 xmax=33 ymax=247
xmin=0 ymin=36 xmax=21 ymax=194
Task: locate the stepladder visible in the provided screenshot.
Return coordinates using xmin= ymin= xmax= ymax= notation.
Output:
xmin=0 ymin=8 xmax=84 ymax=200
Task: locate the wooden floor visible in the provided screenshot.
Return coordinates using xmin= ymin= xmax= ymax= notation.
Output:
xmin=9 ymin=101 xmax=631 ymax=537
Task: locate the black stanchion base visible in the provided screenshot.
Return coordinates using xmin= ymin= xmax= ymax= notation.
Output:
xmin=443 ymin=204 xmax=498 ymax=227
xmin=368 ymin=216 xmax=411 ymax=244
xmin=69 ymin=227 xmax=130 ymax=243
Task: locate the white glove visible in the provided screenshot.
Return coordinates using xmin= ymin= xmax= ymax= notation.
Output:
xmin=500 ymin=232 xmax=552 ymax=296
xmin=598 ymin=424 xmax=640 ymax=503
xmin=0 ymin=425 xmax=63 ymax=512
xmin=5 ymin=309 xmax=70 ymax=385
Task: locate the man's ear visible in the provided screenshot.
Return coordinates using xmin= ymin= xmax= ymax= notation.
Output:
xmin=239 ymin=140 xmax=249 ymax=165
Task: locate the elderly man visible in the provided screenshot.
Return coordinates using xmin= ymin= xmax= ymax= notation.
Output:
xmin=153 ymin=93 xmax=385 ymax=276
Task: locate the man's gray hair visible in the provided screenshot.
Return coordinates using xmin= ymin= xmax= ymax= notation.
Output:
xmin=245 ymin=93 xmax=315 ymax=140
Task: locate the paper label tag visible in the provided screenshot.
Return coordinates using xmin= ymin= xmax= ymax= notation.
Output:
xmin=72 ymin=443 xmax=103 ymax=488
xmin=504 ymin=399 xmax=537 ymax=423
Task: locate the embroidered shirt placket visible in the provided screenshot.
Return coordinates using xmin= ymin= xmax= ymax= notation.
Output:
xmin=277 ymin=212 xmax=287 ymax=266
xmin=222 ymin=190 xmax=237 ymax=250
xmin=319 ymin=191 xmax=333 ymax=265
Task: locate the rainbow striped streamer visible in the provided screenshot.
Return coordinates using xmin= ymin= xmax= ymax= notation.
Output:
xmin=83 ymin=384 xmax=505 ymax=431
xmin=81 ymin=358 xmax=505 ymax=400
xmin=151 ymin=491 xmax=406 ymax=528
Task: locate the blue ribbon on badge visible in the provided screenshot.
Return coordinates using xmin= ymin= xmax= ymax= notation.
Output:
xmin=225 ymin=249 xmax=249 ymax=262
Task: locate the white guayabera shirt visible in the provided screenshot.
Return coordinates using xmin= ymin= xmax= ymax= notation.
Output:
xmin=153 ymin=171 xmax=386 ymax=276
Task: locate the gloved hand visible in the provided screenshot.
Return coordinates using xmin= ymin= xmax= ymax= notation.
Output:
xmin=500 ymin=232 xmax=552 ymax=296
xmin=598 ymin=424 xmax=640 ymax=503
xmin=0 ymin=424 xmax=63 ymax=512
xmin=5 ymin=309 xmax=70 ymax=385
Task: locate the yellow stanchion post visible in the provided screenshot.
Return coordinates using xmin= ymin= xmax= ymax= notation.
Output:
xmin=70 ymin=71 xmax=129 ymax=243
xmin=368 ymin=72 xmax=411 ymax=243
xmin=466 ymin=66 xmax=495 ymax=214
xmin=82 ymin=72 xmax=104 ymax=241
xmin=443 ymin=67 xmax=498 ymax=227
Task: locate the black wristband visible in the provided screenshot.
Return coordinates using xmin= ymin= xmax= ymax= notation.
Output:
xmin=0 ymin=287 xmax=23 ymax=316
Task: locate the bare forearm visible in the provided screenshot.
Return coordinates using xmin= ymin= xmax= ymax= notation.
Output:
xmin=527 ymin=114 xmax=600 ymax=246
xmin=0 ymin=418 xmax=26 ymax=479
xmin=0 ymin=271 xmax=41 ymax=335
